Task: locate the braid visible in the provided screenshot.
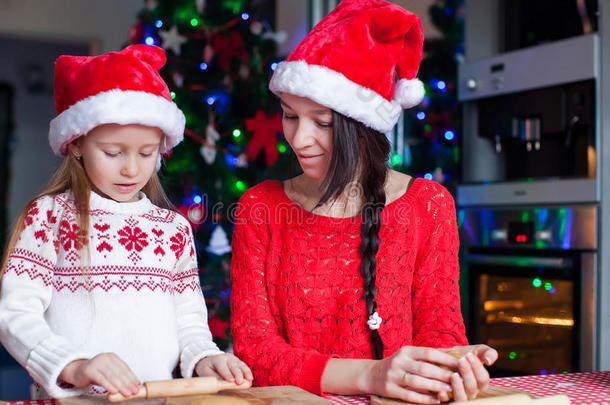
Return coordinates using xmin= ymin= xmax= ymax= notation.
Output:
xmin=317 ymin=111 xmax=391 ymax=360
xmin=359 ymin=134 xmax=389 ymax=360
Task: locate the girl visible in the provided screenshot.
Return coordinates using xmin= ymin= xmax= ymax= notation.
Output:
xmin=230 ymin=1 xmax=497 ymax=404
xmin=0 ymin=44 xmax=252 ymax=399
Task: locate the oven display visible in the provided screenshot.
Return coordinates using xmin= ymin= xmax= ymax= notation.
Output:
xmin=508 ymin=221 xmax=534 ymax=244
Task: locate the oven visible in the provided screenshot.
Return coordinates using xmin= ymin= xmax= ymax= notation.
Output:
xmin=459 ymin=205 xmax=597 ymax=376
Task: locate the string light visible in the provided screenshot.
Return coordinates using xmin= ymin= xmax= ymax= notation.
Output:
xmin=235 ymin=180 xmax=247 ymax=193
xmin=232 ymin=129 xmax=241 ymax=139
xmin=199 ymin=62 xmax=208 ymax=70
xmin=391 ymin=154 xmax=402 ymax=166
xmin=424 ymin=173 xmax=433 ymax=180
xmin=509 ymin=352 xmax=517 ymax=360
xmin=278 ymin=143 xmax=287 ymax=153
xmin=270 ymin=62 xmax=278 ymax=71
xmin=544 ymin=282 xmax=552 ymax=291
xmin=206 ymin=96 xmax=216 ymax=105
xmin=225 ymin=154 xmax=238 ymax=167
xmin=155 ymin=20 xmax=163 ymax=28
xmin=193 ymin=195 xmax=202 ymax=204
xmin=241 ymin=12 xmax=250 ymax=20
xmin=190 ymin=18 xmax=199 ymax=27
xmin=416 ymin=111 xmax=426 ymax=120
xmin=533 ymin=278 xmax=542 ymax=288
xmin=144 ymin=36 xmax=155 ymax=45
xmin=170 ymin=92 xmax=176 ymax=100
xmin=444 ymin=130 xmax=455 ymax=141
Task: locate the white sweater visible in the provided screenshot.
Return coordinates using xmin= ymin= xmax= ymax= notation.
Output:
xmin=0 ymin=191 xmax=222 ymax=398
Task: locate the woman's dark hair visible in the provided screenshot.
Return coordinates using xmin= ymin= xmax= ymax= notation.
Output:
xmin=316 ymin=111 xmax=390 ymax=360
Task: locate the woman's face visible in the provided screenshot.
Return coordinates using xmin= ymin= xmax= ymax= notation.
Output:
xmin=280 ymin=93 xmax=333 ymax=180
xmin=69 ymin=124 xmax=162 ymax=202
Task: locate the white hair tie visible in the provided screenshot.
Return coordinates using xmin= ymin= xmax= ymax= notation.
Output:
xmin=367 ymin=312 xmax=382 ymax=330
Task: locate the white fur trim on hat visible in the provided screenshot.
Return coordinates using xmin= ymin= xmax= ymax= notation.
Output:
xmin=270 ymin=61 xmax=422 ymax=133
xmin=49 ymin=89 xmax=185 ymax=156
xmin=393 ymin=78 xmax=424 ymax=109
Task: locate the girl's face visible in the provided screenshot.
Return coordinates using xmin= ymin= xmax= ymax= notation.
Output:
xmin=69 ymin=124 xmax=162 ymax=202
xmin=280 ymin=93 xmax=333 ymax=180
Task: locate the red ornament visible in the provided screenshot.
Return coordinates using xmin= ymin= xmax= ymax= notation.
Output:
xmin=245 ymin=110 xmax=283 ymax=167
xmin=129 ymin=22 xmax=145 ymax=44
xmin=211 ymin=31 xmax=249 ymax=71
xmin=208 ymin=315 xmax=229 ymax=339
xmin=178 ymin=203 xmax=205 ymax=231
xmin=426 ymin=110 xmax=454 ymax=139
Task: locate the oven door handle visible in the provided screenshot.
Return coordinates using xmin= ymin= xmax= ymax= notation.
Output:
xmin=465 ymin=254 xmax=572 ymax=269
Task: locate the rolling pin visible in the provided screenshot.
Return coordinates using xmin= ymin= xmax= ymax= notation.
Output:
xmin=107 ymin=376 xmax=252 ymax=402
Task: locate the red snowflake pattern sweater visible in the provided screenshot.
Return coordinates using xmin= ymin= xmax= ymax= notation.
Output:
xmin=231 ymin=178 xmax=468 ymax=395
xmin=0 ymin=191 xmax=221 ymax=398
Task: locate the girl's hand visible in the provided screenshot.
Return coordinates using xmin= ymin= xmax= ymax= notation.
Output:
xmin=195 ymin=353 xmax=253 ymax=385
xmin=366 ymin=346 xmax=460 ymax=404
xmin=59 ymin=353 xmax=141 ymax=397
xmin=441 ymin=345 xmax=498 ymax=401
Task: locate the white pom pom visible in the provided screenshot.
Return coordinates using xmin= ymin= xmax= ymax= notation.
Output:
xmin=393 ymin=78 xmax=425 ymax=109
xmin=367 ymin=312 xmax=382 ymax=330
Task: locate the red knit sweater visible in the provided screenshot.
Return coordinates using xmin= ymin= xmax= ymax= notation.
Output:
xmin=230 ymin=178 xmax=468 ymax=395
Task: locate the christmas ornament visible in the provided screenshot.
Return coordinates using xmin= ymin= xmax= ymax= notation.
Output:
xmin=129 ymin=22 xmax=145 ymax=44
xmin=245 ymin=110 xmax=283 ymax=167
xmin=208 ymin=314 xmax=229 ymax=339
xmin=178 ymin=203 xmax=205 ymax=231
xmin=238 ymin=63 xmax=250 ymax=80
xmin=249 ymin=20 xmax=263 ymax=35
xmin=426 ymin=111 xmax=453 ymax=139
xmin=160 ymin=26 xmax=187 ymax=55
xmin=145 ymin=0 xmax=158 ymax=11
xmin=203 ymin=44 xmax=215 ymax=64
xmin=433 ymin=167 xmax=446 ymax=184
xmin=236 ymin=153 xmax=248 ymax=168
xmin=206 ymin=226 xmax=231 ymax=256
xmin=262 ymin=30 xmax=288 ymax=44
xmin=172 ymin=71 xmax=184 ymax=88
xmin=200 ymin=123 xmax=220 ymax=165
xmin=196 ymin=0 xmax=207 ymax=15
xmin=211 ymin=31 xmax=249 ymax=71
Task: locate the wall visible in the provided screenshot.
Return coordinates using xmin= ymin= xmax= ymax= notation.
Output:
xmin=0 ymin=0 xmax=142 ymax=226
xmin=0 ymin=0 xmax=142 ymax=53
xmin=277 ymin=0 xmax=441 ymax=57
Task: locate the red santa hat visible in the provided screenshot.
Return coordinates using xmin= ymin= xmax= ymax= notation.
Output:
xmin=49 ymin=44 xmax=185 ymax=156
xmin=269 ymin=0 xmax=424 ymax=133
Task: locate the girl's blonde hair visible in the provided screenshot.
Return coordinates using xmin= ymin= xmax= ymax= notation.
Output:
xmin=0 ymin=152 xmax=175 ymax=278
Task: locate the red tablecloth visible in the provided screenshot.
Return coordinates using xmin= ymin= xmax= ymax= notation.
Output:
xmin=5 ymin=372 xmax=610 ymax=404
xmin=324 ymin=371 xmax=610 ymax=405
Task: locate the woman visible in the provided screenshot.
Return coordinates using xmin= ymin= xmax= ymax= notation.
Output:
xmin=230 ymin=1 xmax=497 ymax=403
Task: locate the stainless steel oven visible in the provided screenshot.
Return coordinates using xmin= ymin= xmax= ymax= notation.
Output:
xmin=459 ymin=205 xmax=597 ymax=376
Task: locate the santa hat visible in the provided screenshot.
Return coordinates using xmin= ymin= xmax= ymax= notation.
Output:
xmin=49 ymin=44 xmax=185 ymax=156
xmin=269 ymin=0 xmax=424 ymax=133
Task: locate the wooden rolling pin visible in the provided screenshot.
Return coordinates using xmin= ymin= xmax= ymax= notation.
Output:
xmin=107 ymin=376 xmax=252 ymax=402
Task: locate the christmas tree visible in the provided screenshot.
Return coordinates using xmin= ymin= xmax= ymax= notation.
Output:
xmin=394 ymin=0 xmax=464 ymax=194
xmin=127 ymin=0 xmax=464 ymax=349
xmin=128 ymin=0 xmax=287 ymax=349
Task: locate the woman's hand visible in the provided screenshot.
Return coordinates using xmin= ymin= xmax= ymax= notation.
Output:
xmin=441 ymin=344 xmax=498 ymax=401
xmin=59 ymin=353 xmax=141 ymax=397
xmin=195 ymin=353 xmax=253 ymax=385
xmin=365 ymin=346 xmax=460 ymax=404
